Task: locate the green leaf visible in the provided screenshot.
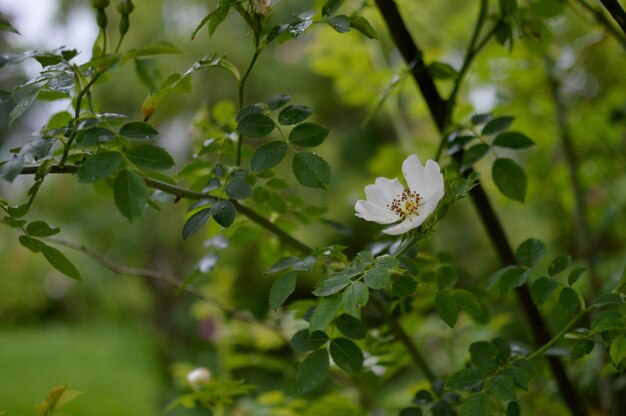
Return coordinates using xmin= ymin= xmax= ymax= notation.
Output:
xmin=182 ymin=208 xmax=211 ymax=240
xmin=9 ymin=85 xmax=41 ymax=127
xmin=499 ymin=266 xmax=529 ymax=293
xmin=568 ymin=266 xmax=585 ymax=286
xmin=348 ymin=15 xmax=378 ymax=39
xmin=291 ymin=329 xmax=328 ymax=352
xmin=126 ymin=144 xmax=175 ymax=170
xmin=548 ymin=255 xmax=570 ymax=276
xmin=341 ymin=282 xmax=369 ymax=317
xmin=310 ymin=295 xmax=342 ymax=332
xmin=608 ymin=334 xmax=626 ymax=366
xmin=127 ymin=41 xmax=182 ymax=58
xmin=78 ymin=152 xmax=122 ymax=182
xmin=559 ymin=287 xmax=580 ymax=313
xmin=447 ymin=368 xmax=485 ymax=390
xmin=450 ymin=289 xmax=485 ymax=321
xmin=119 ymin=121 xmax=160 ymax=140
xmin=266 ymin=256 xmax=300 ymax=274
xmin=516 ymin=238 xmax=545 ymax=267
xmin=313 ymin=274 xmax=352 ymax=296
xmin=507 ymin=401 xmax=521 ymax=416
xmin=461 ymin=393 xmax=491 ymax=416
xmin=329 ymin=338 xmax=363 ymax=373
xmin=428 ymin=62 xmax=458 ymax=80
xmin=134 ymin=58 xmax=161 ymax=90
xmin=431 ymin=401 xmax=455 ymax=416
xmin=499 ymin=0 xmax=518 ymax=16
xmin=461 ymin=143 xmax=490 ymax=172
xmin=26 ymin=221 xmax=60 ymax=237
xmin=296 ymin=349 xmax=329 ymax=393
xmin=493 ymin=131 xmax=534 ymax=148
xmin=470 ymin=341 xmax=499 ymax=369
xmin=335 ymin=314 xmax=366 ymax=339
xmin=482 ymin=116 xmax=514 ymax=135
xmin=398 ymin=408 xmax=422 ymax=416
xmin=268 ymin=93 xmax=290 ymax=110
xmin=413 ymin=390 xmax=433 ymax=404
xmin=251 ymin=141 xmax=287 ymax=172
xmin=269 ymin=271 xmax=297 ymax=310
xmin=238 ymin=113 xmax=275 ymax=137
xmin=505 ymin=359 xmax=534 ymax=390
xmin=292 ymin=152 xmax=331 ymax=190
xmin=492 ymin=158 xmax=527 ymax=202
xmin=327 ymin=15 xmax=350 ymax=33
xmin=0 ymin=16 xmax=20 ymax=34
xmin=114 ymin=169 xmax=149 ymax=222
xmin=591 ymin=309 xmax=625 ymax=334
xmin=209 ymin=0 xmax=232 ymax=37
xmin=363 ymin=265 xmax=391 ymax=289
xmin=278 ymin=105 xmax=312 ymax=125
xmin=19 ymin=235 xmax=44 ymax=253
xmin=436 ymin=265 xmax=457 ymax=290
xmin=289 ymin=123 xmax=329 ymax=147
xmin=75 ymin=127 xmax=115 ymax=147
xmin=392 ymin=276 xmax=418 ymax=297
xmin=40 ymin=243 xmax=81 ymax=281
xmin=436 ymin=291 xmax=458 ymax=328
xmin=210 ymin=200 xmax=236 ymax=227
xmin=487 ymin=374 xmax=517 ymax=401
xmin=322 ymin=0 xmax=343 ymax=18
xmin=225 ymin=178 xmax=252 ymax=200
xmin=571 ymin=339 xmax=595 ymax=359
xmin=530 ymin=277 xmax=557 ymax=306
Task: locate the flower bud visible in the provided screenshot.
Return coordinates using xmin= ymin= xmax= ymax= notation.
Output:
xmin=90 ymin=0 xmax=110 ymax=9
xmin=186 ymin=367 xmax=211 ymax=390
xmin=252 ymin=0 xmax=271 ymax=16
xmin=119 ymin=15 xmax=129 ymax=36
xmin=96 ymin=9 xmax=108 ymax=30
xmin=117 ymin=0 xmax=135 ymax=15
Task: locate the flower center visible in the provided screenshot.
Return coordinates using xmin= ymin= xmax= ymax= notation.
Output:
xmin=388 ymin=188 xmax=421 ymax=218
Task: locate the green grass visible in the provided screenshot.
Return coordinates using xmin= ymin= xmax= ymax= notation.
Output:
xmin=0 ymin=323 xmax=163 ymax=415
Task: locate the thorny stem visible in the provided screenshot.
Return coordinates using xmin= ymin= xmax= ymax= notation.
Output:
xmin=44 ymin=237 xmax=288 ymax=342
xmin=374 ymin=1 xmax=587 ymax=414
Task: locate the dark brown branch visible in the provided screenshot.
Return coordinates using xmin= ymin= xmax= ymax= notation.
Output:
xmin=373 ymin=1 xmax=586 ymax=414
xmin=374 ymin=0 xmax=447 ymax=130
xmin=20 ymin=164 xmax=312 ymax=255
xmin=571 ymin=0 xmax=626 ymax=48
xmin=599 ymin=0 xmax=626 ymax=36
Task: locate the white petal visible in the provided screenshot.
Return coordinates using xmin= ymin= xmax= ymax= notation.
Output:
xmin=382 ymin=214 xmax=424 ymax=235
xmin=404 ymin=156 xmax=444 ymax=199
xmin=364 ymin=184 xmax=391 ymax=208
xmin=355 ymin=200 xmax=398 ymax=224
xmin=374 ymin=177 xmax=404 ymax=201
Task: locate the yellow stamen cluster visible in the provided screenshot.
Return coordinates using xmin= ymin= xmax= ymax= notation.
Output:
xmin=388 ymin=189 xmax=421 ymax=218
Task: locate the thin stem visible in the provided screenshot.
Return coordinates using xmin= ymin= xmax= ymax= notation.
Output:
xmin=19 ymin=164 xmax=312 ymax=255
xmin=237 ymin=47 xmax=262 ymax=166
xmin=527 ymin=307 xmax=590 ymax=361
xmin=570 ymin=0 xmax=626 ymax=48
xmin=371 ymin=294 xmax=436 ymax=382
xmin=45 ymin=237 xmax=287 ymax=341
xmin=59 ymin=71 xmax=106 ymax=167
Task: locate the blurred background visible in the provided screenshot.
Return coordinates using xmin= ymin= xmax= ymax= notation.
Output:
xmin=0 ymin=0 xmax=625 ymax=414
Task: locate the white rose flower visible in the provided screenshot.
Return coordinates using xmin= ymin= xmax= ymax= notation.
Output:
xmin=355 ymin=154 xmax=444 ymax=235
